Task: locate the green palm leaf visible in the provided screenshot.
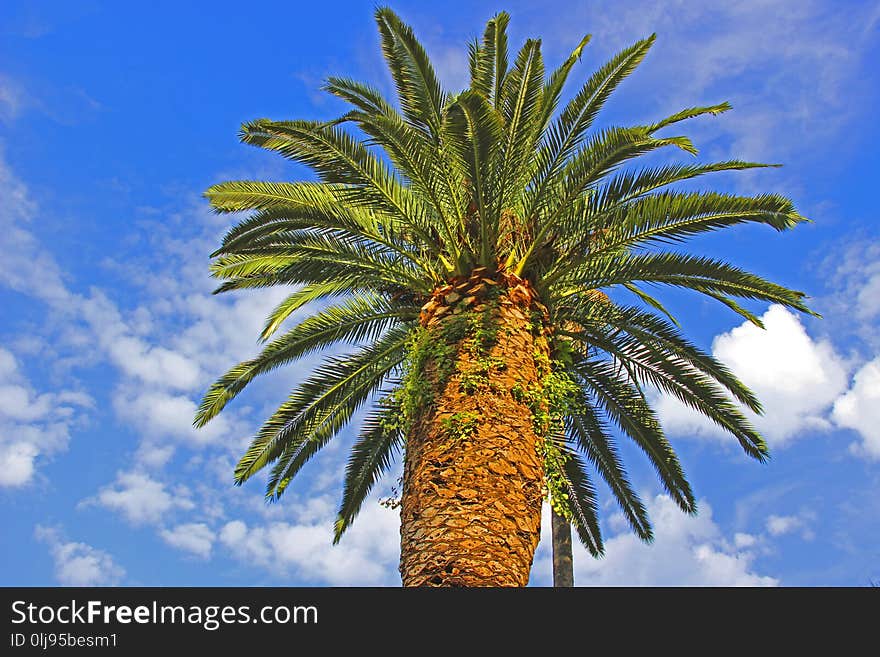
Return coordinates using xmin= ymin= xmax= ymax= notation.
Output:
xmin=375 ymin=6 xmax=446 ymax=141
xmin=469 ymin=12 xmax=510 ymax=107
xmin=235 ymin=325 xmax=410 ymax=489
xmin=334 ymin=396 xmax=404 ymax=542
xmin=566 ymin=398 xmax=653 ymax=540
xmin=557 ymin=445 xmax=604 ymax=556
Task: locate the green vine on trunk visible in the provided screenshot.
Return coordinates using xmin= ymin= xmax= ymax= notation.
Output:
xmin=394 ymin=294 xmax=502 ymax=434
xmin=513 ymin=337 xmax=580 ymax=520
xmin=440 ymin=411 xmax=480 ymax=441
xmin=540 ymin=438 xmax=572 ymax=520
xmin=394 ymin=324 xmax=457 ymax=434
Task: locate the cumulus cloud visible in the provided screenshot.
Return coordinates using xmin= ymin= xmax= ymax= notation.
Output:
xmin=74 ymin=290 xmax=203 ymax=392
xmin=712 ymin=306 xmax=849 ymax=440
xmin=819 ymin=238 xmax=880 ymax=349
xmin=71 ymin=281 xmax=268 ymax=468
xmin=1 ymin=140 xmax=303 ymax=577
xmin=832 ymin=357 xmax=880 ymax=460
xmin=0 ymin=147 xmax=69 ymax=304
xmin=765 ymin=512 xmax=816 ymax=540
xmin=532 ymin=495 xmax=778 ymax=586
xmin=73 ymin=210 xmax=297 ymax=469
xmin=160 ymin=523 xmax=216 ymax=559
xmin=113 ymin=387 xmax=232 ymax=447
xmin=734 ymin=532 xmax=759 ymax=549
xmin=657 ymin=305 xmax=850 ymax=447
xmin=0 ymin=442 xmax=39 ymax=487
xmin=83 ymin=471 xmax=195 ymax=525
xmin=551 ymin=0 xmax=873 ymax=163
xmin=0 ymin=347 xmax=92 ymax=487
xmin=35 ymin=526 xmax=124 ymax=586
xmin=219 ymin=499 xmax=400 ymax=585
xmin=657 ymin=250 xmax=880 ymax=463
xmin=0 ymin=146 xmax=283 ymax=480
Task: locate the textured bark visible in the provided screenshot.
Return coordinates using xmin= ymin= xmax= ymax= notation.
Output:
xmin=551 ymin=509 xmax=574 ymax=587
xmin=399 ymin=269 xmax=550 ymax=587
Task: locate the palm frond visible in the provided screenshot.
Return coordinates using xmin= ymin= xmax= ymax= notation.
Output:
xmin=446 ymin=90 xmax=505 ymax=265
xmin=537 ymin=34 xmax=591 ymax=134
xmin=648 ymin=102 xmax=731 ymax=131
xmin=570 ymin=320 xmax=769 ymax=460
xmin=557 ymin=446 xmax=604 ymax=556
xmin=524 ymin=35 xmax=656 ymax=221
xmin=566 ymin=396 xmax=653 ymax=540
xmin=558 ymin=251 xmax=813 ymax=315
xmin=334 ymin=396 xmax=404 ymax=542
xmin=588 ymin=160 xmax=781 ymax=218
xmin=560 ymin=301 xmax=761 ymax=411
xmin=234 ymin=325 xmax=410 ymax=491
xmin=375 ymin=6 xmax=446 ymax=141
xmin=469 ymin=12 xmax=510 ymax=108
xmin=589 ymin=191 xmax=805 ymax=257
xmin=516 ymin=125 xmax=697 ymax=275
xmin=574 ymin=355 xmax=697 ymax=514
xmin=497 ymin=38 xmax=545 ymax=211
xmin=195 ymin=298 xmax=415 ymax=428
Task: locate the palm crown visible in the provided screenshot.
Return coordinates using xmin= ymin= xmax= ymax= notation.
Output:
xmin=195 ymin=7 xmax=813 ymax=560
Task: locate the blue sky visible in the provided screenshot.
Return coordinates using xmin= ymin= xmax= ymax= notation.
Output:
xmin=1 ymin=0 xmax=879 ymax=586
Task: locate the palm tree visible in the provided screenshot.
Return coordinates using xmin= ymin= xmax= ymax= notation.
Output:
xmin=194 ymin=7 xmax=813 ymax=587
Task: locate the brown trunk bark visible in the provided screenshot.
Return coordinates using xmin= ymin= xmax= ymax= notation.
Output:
xmin=399 ymin=269 xmax=550 ymax=587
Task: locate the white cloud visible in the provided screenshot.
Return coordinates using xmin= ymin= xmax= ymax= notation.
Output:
xmin=734 ymin=532 xmax=758 ymax=549
xmin=832 ymin=357 xmax=880 ymax=460
xmin=0 ymin=146 xmax=287 ymax=482
xmin=659 ymin=239 xmax=880 ymax=464
xmin=846 ymin=249 xmax=880 ymax=323
xmin=819 ymin=239 xmax=880 ymax=359
xmin=712 ymin=306 xmax=849 ymax=441
xmin=0 ymin=347 xmax=92 ymax=487
xmin=72 ymin=209 xmax=295 ymax=468
xmin=657 ymin=305 xmax=850 ymax=447
xmin=35 ymin=526 xmax=125 ymax=586
xmin=1 ymin=142 xmax=305 ymax=575
xmin=656 ymin=275 xmax=880 ymax=463
xmin=160 ymin=523 xmax=216 ymax=559
xmin=0 ymin=349 xmax=17 ymax=378
xmin=84 ymin=471 xmax=195 ymax=525
xmin=0 ymin=147 xmax=69 ymax=304
xmin=113 ymin=387 xmax=232 ymax=447
xmin=0 ymin=441 xmax=39 ymax=487
xmin=542 ymin=0 xmax=874 ymax=162
xmin=111 ymin=340 xmax=202 ymax=391
xmin=0 ymin=152 xmax=95 ymax=488
xmin=219 ymin=498 xmax=400 ymax=585
xmin=766 ymin=512 xmax=815 ymax=540
xmin=3 ymin=141 xmax=266 ymax=425
xmin=76 ymin=290 xmax=203 ymax=392
xmin=135 ymin=444 xmax=176 ymax=469
xmin=532 ymin=495 xmax=778 ymax=586
xmin=0 ymin=384 xmax=54 ymax=421
xmin=0 ymin=74 xmax=28 ymax=122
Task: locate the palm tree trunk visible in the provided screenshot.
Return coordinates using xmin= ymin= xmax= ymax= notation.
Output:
xmin=399 ymin=269 xmax=548 ymax=586
xmin=551 ymin=509 xmax=574 ymax=587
